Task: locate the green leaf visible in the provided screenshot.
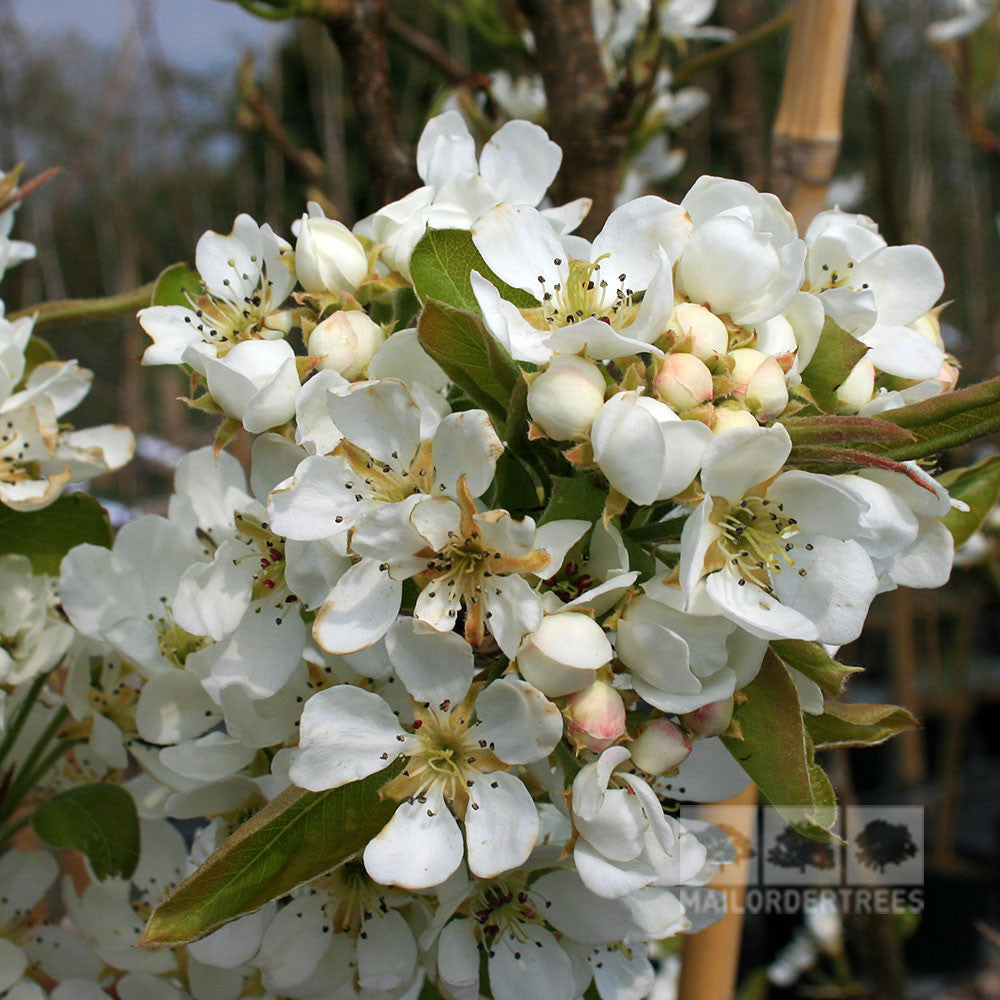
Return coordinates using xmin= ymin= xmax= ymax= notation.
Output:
xmin=869 ymin=374 xmax=1000 ymax=460
xmin=538 ymin=475 xmax=606 ymax=526
xmin=417 ymin=301 xmax=515 ymax=420
xmin=806 ymin=701 xmax=918 ymax=750
xmin=936 ymin=453 xmax=1000 ymax=546
xmin=33 ymin=783 xmax=139 ymax=880
xmin=721 ymin=652 xmax=838 ymax=842
xmin=487 ymin=452 xmax=541 ymax=513
xmin=781 ymin=414 xmax=915 ymax=449
xmin=151 ymin=261 xmax=202 ymax=307
xmin=410 ymin=228 xmax=537 ymax=313
xmin=0 ymin=492 xmax=112 ymax=574
xmin=141 ymin=762 xmax=403 ymax=946
xmin=21 ymin=336 xmax=57 ymax=380
xmin=798 ymin=317 xmax=869 ymax=413
xmin=771 ymin=639 xmax=862 ymax=696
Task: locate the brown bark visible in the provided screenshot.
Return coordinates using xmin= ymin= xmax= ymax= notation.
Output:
xmin=516 ymin=0 xmax=627 ymax=238
xmin=321 ymin=0 xmax=420 ymax=206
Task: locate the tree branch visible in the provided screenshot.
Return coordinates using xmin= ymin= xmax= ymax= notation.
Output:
xmin=320 ymin=0 xmax=420 ymax=206
xmin=7 ymin=282 xmax=157 ymax=329
xmin=516 ymin=0 xmax=626 ymax=238
xmin=237 ymin=56 xmax=342 ymax=218
xmin=384 ymin=10 xmax=470 ymax=85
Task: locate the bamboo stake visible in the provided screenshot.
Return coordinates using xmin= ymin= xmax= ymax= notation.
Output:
xmin=679 ymin=6 xmax=857 ymax=998
xmin=771 ymin=0 xmax=858 ymax=231
xmin=676 ymin=783 xmax=758 ymax=1000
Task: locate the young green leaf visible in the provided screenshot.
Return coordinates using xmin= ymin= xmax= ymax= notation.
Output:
xmin=141 ymin=762 xmax=403 ymax=947
xmin=721 ymin=651 xmax=839 ymax=842
xmin=0 ymin=493 xmax=112 ymax=574
xmin=33 ymin=783 xmax=140 ymax=881
xmin=538 ymin=475 xmax=606 ymax=526
xmin=805 ymin=701 xmax=917 ymax=750
xmin=771 ymin=639 xmax=862 ymax=696
xmin=936 ymin=453 xmax=1000 ymax=546
xmin=798 ymin=317 xmax=869 ymax=413
xmin=869 ymin=374 xmax=1000 ymax=460
xmin=417 ymin=301 xmax=516 ymax=420
xmin=151 ymin=261 xmax=203 ymax=308
xmin=410 ymin=228 xmax=537 ymax=312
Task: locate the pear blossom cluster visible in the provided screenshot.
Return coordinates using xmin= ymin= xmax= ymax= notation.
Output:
xmin=0 ymin=106 xmax=970 ymax=1000
xmin=28 ymin=107 xmax=952 ymax=1000
xmin=0 ymin=176 xmax=134 ymax=511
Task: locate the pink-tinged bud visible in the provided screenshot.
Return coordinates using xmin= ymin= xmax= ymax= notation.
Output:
xmin=629 ymin=718 xmax=692 ymax=775
xmin=934 ymin=360 xmax=960 ymax=394
xmin=669 ymin=302 xmax=729 ymax=363
xmin=835 ymin=356 xmax=876 ymax=413
xmin=308 ymin=310 xmax=385 ymax=380
xmin=682 ymin=697 xmax=735 ymax=738
xmin=564 ymin=681 xmax=626 ymax=752
xmin=745 ymin=356 xmax=789 ymax=419
xmin=527 ymin=355 xmax=606 ymax=440
xmin=653 ymin=353 xmax=714 ymax=411
xmin=712 ymin=403 xmax=758 ymax=434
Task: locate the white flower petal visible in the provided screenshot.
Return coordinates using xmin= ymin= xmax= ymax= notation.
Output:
xmin=385 ymin=617 xmax=474 ymax=705
xmin=466 ymin=771 xmax=539 ymax=878
xmin=363 ymin=788 xmax=464 ymax=889
xmin=488 ymin=924 xmax=575 ymax=1000
xmin=701 ymin=423 xmax=792 ymax=503
xmin=476 ymin=675 xmax=562 ymax=764
xmin=313 ymin=559 xmax=402 ymax=653
xmin=485 ymin=573 xmax=543 ymax=657
xmin=532 ymin=870 xmax=630 ymax=944
xmin=480 ymin=119 xmax=561 ymax=206
xmin=432 ymin=410 xmax=503 ymax=499
xmin=357 ymin=910 xmax=418 ymax=992
xmin=472 ymin=204 xmax=566 ymax=295
xmin=290 ymin=685 xmax=405 ymax=791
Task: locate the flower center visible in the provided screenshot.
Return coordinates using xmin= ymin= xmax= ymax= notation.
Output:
xmin=156 ymin=620 xmax=211 ymax=668
xmin=234 ymin=512 xmax=294 ymax=602
xmin=472 ymin=879 xmax=544 ymax=946
xmin=318 ymin=861 xmax=385 ymax=935
xmin=537 ymin=255 xmax=636 ymax=329
xmin=716 ymin=497 xmax=808 ymax=592
xmin=183 ymin=256 xmax=286 ymax=355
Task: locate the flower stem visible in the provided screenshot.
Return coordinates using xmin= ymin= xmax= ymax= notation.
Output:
xmin=0 ymin=672 xmax=49 ymax=769
xmin=7 ymin=282 xmax=157 ymax=330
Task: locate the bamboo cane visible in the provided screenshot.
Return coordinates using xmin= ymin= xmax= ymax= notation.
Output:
xmin=676 ymin=782 xmax=759 ymax=1000
xmin=771 ymin=0 xmax=858 ymax=231
xmin=678 ymin=5 xmax=857 ymax=997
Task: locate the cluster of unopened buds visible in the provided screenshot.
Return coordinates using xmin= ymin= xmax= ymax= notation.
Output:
xmin=0 ymin=107 xmax=967 ymax=1000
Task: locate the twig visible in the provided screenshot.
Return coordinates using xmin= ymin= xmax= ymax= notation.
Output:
xmin=7 ymin=281 xmax=157 ymax=329
xmin=0 ymin=166 xmax=62 ymax=215
xmin=385 ymin=10 xmax=471 ymax=85
xmin=321 ymin=0 xmax=421 ymax=205
xmin=516 ymin=0 xmax=625 ymax=237
xmin=671 ymin=4 xmax=794 ymax=89
xmin=237 ymin=55 xmax=339 ymax=216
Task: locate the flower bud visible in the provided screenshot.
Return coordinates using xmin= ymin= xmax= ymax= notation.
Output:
xmin=527 ymin=355 xmax=606 ymax=440
xmin=910 ymin=311 xmax=944 ymax=350
xmin=711 ymin=402 xmax=758 ymax=434
xmin=516 ymin=612 xmax=612 ymax=697
xmin=669 ymin=303 xmax=729 ymax=363
xmin=835 ymin=356 xmax=876 ymax=412
xmin=308 ymin=311 xmax=385 ymax=380
xmin=295 ymin=215 xmax=369 ymax=295
xmin=935 ymin=360 xmax=960 ymax=394
xmin=564 ymin=681 xmax=626 ymax=752
xmin=745 ymin=356 xmax=789 ymax=419
xmin=629 ymin=718 xmax=692 ymax=775
xmin=653 ymin=353 xmax=714 ymax=411
xmin=682 ymin=696 xmax=734 ymax=738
